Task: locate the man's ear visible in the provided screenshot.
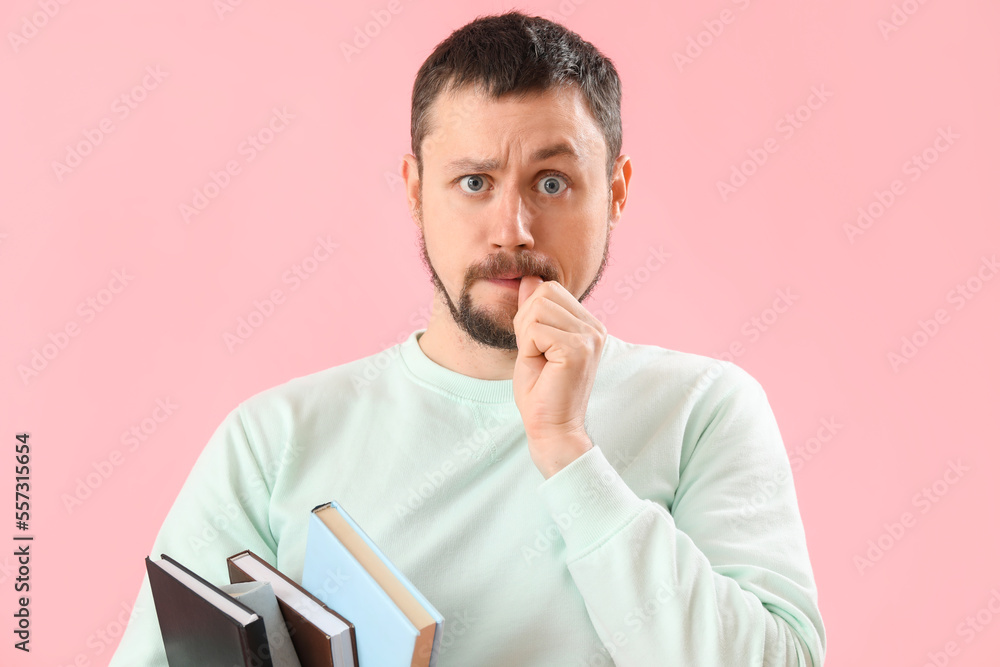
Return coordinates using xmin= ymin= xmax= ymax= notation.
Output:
xmin=402 ymin=154 xmax=422 ymax=228
xmin=609 ymin=154 xmax=631 ymax=230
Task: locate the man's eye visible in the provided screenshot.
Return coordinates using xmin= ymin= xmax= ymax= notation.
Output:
xmin=536 ymin=174 xmax=568 ymax=195
xmin=459 ymin=175 xmax=488 ymax=194
xmin=458 ymin=173 xmax=569 ymax=196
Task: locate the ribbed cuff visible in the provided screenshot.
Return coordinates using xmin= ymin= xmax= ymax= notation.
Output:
xmin=536 ymin=445 xmax=647 ymax=558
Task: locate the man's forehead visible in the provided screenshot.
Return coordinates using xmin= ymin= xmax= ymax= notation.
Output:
xmin=425 ymin=85 xmax=602 ymax=171
xmin=441 ymin=141 xmax=582 ymax=175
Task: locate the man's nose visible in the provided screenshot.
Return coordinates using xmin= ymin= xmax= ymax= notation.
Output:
xmin=489 ymin=184 xmax=536 ymax=249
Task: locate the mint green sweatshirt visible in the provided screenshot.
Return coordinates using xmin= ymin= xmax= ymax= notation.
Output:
xmin=109 ymin=329 xmax=825 ymax=667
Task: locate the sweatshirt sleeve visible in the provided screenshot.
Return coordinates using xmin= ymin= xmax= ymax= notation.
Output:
xmin=108 ymin=404 xmax=279 ymax=667
xmin=535 ymin=365 xmax=826 ymax=666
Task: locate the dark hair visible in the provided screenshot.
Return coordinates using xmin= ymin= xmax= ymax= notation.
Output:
xmin=410 ymin=10 xmax=623 ymax=185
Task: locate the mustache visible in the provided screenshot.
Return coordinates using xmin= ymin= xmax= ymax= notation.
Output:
xmin=465 ymin=253 xmax=559 ymax=286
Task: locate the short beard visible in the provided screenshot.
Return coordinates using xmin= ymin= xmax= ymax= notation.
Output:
xmin=415 ymin=203 xmax=612 ymax=352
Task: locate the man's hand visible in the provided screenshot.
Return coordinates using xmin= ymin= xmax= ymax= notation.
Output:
xmin=513 ymin=275 xmax=607 ymax=479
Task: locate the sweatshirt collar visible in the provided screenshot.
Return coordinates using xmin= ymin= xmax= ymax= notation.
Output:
xmin=398 ymin=329 xmax=518 ymax=404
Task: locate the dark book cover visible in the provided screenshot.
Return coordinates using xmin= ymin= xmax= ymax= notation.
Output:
xmin=146 ymin=554 xmax=274 ymax=667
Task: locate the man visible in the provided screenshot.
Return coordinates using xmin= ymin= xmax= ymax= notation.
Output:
xmin=110 ymin=10 xmax=825 ymax=666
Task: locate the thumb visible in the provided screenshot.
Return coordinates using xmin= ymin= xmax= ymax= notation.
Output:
xmin=518 ymin=275 xmax=544 ymax=309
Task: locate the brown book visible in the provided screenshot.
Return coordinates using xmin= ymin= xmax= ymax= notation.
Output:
xmin=227 ymin=549 xmax=358 ymax=667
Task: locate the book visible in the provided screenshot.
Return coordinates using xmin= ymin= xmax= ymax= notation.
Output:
xmin=227 ymin=549 xmax=359 ymax=667
xmin=301 ymin=501 xmax=444 ymax=667
xmin=146 ymin=553 xmax=277 ymax=667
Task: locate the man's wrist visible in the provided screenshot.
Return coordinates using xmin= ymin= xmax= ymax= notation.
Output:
xmin=531 ymin=431 xmax=594 ymax=480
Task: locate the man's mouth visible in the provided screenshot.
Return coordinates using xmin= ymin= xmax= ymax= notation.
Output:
xmin=487 ymin=274 xmax=523 ymax=289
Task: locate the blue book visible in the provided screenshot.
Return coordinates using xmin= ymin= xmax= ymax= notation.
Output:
xmin=302 ymin=501 xmax=444 ymax=667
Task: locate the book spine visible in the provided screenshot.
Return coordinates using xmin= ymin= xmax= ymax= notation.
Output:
xmin=240 ymin=617 xmax=274 ymax=667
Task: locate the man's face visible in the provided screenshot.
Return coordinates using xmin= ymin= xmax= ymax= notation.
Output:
xmin=411 ymin=83 xmax=618 ymax=351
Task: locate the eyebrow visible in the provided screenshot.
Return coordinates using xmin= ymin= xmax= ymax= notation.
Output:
xmin=444 ymin=142 xmax=581 ymax=174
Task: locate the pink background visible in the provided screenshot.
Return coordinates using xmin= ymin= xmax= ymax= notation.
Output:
xmin=3 ymin=0 xmax=999 ymax=664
